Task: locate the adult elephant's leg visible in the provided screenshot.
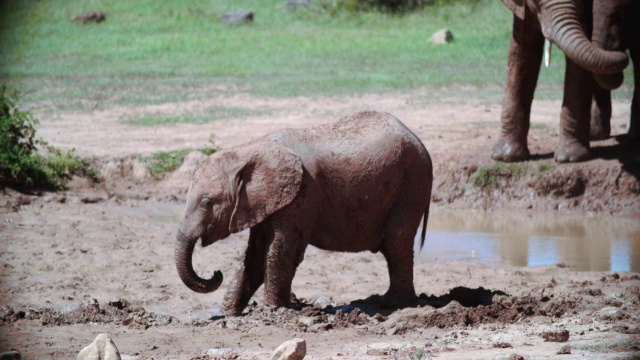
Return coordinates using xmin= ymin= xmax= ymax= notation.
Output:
xmin=222 ymin=223 xmax=269 ymax=315
xmin=590 ymin=86 xmax=612 ymax=140
xmin=555 ymin=56 xmax=593 ymax=162
xmin=492 ymin=15 xmax=544 ymax=162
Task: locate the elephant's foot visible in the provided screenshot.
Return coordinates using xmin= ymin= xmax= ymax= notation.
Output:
xmin=590 ymin=114 xmax=611 ymax=140
xmin=382 ymin=288 xmax=416 ymax=309
xmin=491 ymin=137 xmax=530 ymax=162
xmin=554 ymin=139 xmax=591 ymax=163
xmin=222 ymin=299 xmax=246 ymax=316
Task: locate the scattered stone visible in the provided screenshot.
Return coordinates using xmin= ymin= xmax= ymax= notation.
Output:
xmin=205 ymin=348 xmax=238 ymax=358
xmin=271 ymin=338 xmax=306 ymax=360
xmin=298 ymin=316 xmax=317 ymax=327
xmin=0 ymin=351 xmax=22 ymax=360
xmin=493 ymin=342 xmax=513 ymax=348
xmin=71 ymin=11 xmax=106 ymax=24
xmin=508 ymin=354 xmax=525 ymax=360
xmin=77 ymin=333 xmax=121 ymax=360
xmin=542 ymin=330 xmax=570 ymax=342
xmin=557 ymin=345 xmax=571 ymax=354
xmin=430 ymin=29 xmax=453 ymax=44
xmin=311 ymin=295 xmax=334 ymax=308
xmin=81 ymin=195 xmax=106 ymax=204
xmin=220 ymin=10 xmax=254 ymax=25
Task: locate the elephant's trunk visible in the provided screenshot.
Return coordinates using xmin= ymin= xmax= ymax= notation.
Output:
xmin=539 ymin=0 xmax=628 ymax=75
xmin=175 ymin=230 xmax=223 ymax=293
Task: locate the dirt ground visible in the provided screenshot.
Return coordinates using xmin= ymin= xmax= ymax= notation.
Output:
xmin=1 ymin=89 xmax=639 ymax=359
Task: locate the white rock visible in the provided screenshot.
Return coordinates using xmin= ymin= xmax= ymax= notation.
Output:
xmin=430 ymin=28 xmax=454 ymax=44
xmin=271 ymin=338 xmax=306 ymax=360
xmin=77 ymin=333 xmax=121 ymax=360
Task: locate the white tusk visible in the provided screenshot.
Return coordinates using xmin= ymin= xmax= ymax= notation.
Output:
xmin=544 ymin=38 xmax=552 ymax=68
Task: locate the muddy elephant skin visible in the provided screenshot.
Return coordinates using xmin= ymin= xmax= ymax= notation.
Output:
xmin=175 ymin=110 xmax=433 ymax=316
xmin=590 ymin=0 xmax=639 ymax=144
xmin=492 ymin=0 xmax=631 ymax=163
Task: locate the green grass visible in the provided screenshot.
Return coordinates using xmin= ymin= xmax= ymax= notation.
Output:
xmin=469 ymin=161 xmax=555 ymax=189
xmin=0 ymin=0 xmax=633 ymax=112
xmin=123 ymin=106 xmax=266 ymax=126
xmin=141 ymin=135 xmax=219 ymax=178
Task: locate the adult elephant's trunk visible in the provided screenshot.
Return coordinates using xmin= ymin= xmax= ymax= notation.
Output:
xmin=175 ymin=230 xmax=223 ymax=293
xmin=539 ymin=0 xmax=628 ymax=75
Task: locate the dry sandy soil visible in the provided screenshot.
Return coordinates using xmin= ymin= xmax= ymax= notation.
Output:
xmin=1 ymin=89 xmax=639 ymax=359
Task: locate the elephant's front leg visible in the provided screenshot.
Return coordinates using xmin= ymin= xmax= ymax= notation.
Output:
xmin=492 ymin=15 xmax=544 ymax=162
xmin=263 ymin=223 xmax=308 ymax=309
xmin=222 ymin=224 xmax=269 ymax=316
xmin=555 ymin=56 xmax=593 ymax=163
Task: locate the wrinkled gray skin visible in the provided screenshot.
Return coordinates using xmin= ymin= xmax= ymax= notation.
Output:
xmin=492 ymin=0 xmax=630 ymax=163
xmin=590 ymin=0 xmax=639 ymax=146
xmin=175 ymin=110 xmax=433 ymax=316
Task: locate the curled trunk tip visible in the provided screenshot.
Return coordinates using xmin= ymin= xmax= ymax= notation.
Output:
xmin=175 ymin=231 xmax=223 ymax=293
xmin=541 ymin=2 xmax=629 ymax=75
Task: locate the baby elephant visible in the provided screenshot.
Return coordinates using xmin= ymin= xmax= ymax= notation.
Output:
xmin=175 ymin=110 xmax=433 ymax=315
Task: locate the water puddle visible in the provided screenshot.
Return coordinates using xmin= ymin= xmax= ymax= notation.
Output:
xmin=416 ymin=210 xmax=640 ymax=272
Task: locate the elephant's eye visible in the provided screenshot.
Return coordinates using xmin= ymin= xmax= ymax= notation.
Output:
xmin=200 ymin=198 xmax=211 ymax=210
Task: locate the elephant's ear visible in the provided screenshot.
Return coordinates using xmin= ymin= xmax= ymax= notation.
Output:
xmin=502 ymin=0 xmax=525 ymax=21
xmin=228 ymin=142 xmax=303 ymax=234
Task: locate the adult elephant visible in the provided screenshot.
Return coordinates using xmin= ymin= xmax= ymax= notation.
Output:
xmin=492 ymin=0 xmax=630 ymax=163
xmin=589 ymin=0 xmax=639 ymax=144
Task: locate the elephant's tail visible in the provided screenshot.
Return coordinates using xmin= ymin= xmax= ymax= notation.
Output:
xmin=419 ymin=202 xmax=429 ymax=251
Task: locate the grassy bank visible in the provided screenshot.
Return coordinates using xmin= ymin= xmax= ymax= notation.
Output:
xmin=0 ymin=0 xmax=633 ymax=110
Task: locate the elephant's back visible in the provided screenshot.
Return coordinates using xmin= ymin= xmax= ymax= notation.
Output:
xmin=308 ymin=110 xmax=430 ymax=175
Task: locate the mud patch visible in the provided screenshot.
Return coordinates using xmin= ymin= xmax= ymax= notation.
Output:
xmin=1 ymin=299 xmax=173 ymax=329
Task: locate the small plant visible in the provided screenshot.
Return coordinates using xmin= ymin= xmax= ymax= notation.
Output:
xmin=0 ymin=84 xmax=90 ymax=190
xmin=469 ymin=163 xmax=525 ymax=189
xmin=142 ymin=134 xmax=220 ymax=179
xmin=412 ymin=346 xmax=430 ymax=359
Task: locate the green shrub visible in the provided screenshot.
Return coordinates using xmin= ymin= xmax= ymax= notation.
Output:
xmin=0 ymin=84 xmax=90 ymax=190
xmin=469 ymin=163 xmax=525 ymax=189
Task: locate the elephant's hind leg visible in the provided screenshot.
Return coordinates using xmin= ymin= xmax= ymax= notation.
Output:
xmin=380 ymin=203 xmax=422 ymax=308
xmin=590 ymin=86 xmax=612 ymax=140
xmin=380 ymin=243 xmax=416 ymax=308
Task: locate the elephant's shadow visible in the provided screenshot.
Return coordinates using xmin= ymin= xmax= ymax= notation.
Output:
xmin=209 ymin=286 xmax=509 ymax=320
xmin=530 ymin=135 xmax=640 ymax=181
xmin=591 ymin=136 xmax=640 ymax=181
xmin=323 ymin=286 xmax=509 ymax=318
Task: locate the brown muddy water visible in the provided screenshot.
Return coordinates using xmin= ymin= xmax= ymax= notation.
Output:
xmin=417 ymin=210 xmax=640 ymax=272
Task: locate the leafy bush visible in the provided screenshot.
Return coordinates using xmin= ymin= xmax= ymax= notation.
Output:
xmin=0 ymin=84 xmax=90 ymax=191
